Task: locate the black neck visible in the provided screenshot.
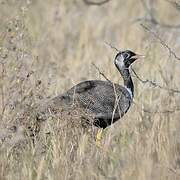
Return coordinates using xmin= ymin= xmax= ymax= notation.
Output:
xmin=117 ymin=67 xmax=134 ymax=97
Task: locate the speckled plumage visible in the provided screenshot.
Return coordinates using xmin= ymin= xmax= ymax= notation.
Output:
xmin=50 ymin=80 xmax=132 ymax=128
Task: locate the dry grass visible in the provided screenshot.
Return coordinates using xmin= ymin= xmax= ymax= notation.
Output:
xmin=0 ymin=0 xmax=180 ymax=179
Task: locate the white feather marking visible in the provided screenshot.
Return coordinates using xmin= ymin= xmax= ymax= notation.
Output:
xmin=125 ymin=86 xmax=133 ymax=99
xmin=115 ymin=54 xmax=125 ymax=68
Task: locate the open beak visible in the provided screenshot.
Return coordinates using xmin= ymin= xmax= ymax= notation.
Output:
xmin=132 ymin=54 xmax=145 ymax=60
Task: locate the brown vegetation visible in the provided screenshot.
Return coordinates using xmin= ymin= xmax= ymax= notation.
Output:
xmin=0 ymin=0 xmax=180 ymax=179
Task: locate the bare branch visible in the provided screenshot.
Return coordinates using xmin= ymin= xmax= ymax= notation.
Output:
xmin=134 ymin=17 xmax=180 ymax=29
xmin=83 ymin=0 xmax=111 ymax=6
xmin=165 ymin=0 xmax=180 ymax=11
xmin=141 ymin=24 xmax=180 ymax=61
xmin=92 ymin=63 xmax=111 ymax=82
xmin=131 ymin=67 xmax=180 ymax=94
xmin=0 ymin=61 xmax=6 ymax=118
xmin=104 ymin=42 xmax=120 ymax=52
xmin=137 ymin=0 xmax=180 ymax=29
xmin=142 ymin=107 xmax=180 ymax=114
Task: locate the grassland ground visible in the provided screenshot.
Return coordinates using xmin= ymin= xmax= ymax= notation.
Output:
xmin=0 ymin=0 xmax=180 ymax=179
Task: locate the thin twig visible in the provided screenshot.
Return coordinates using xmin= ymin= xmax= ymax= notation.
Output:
xmin=0 ymin=62 xmax=5 ymax=117
xmin=142 ymin=106 xmax=180 ymax=114
xmin=133 ymin=17 xmax=180 ymax=29
xmin=104 ymin=42 xmax=120 ymax=52
xmin=131 ymin=67 xmax=180 ymax=94
xmin=165 ymin=0 xmax=180 ymax=11
xmin=138 ymin=0 xmax=180 ymax=29
xmin=141 ymin=24 xmax=180 ymax=61
xmin=83 ymin=0 xmax=111 ymax=6
xmin=132 ymin=0 xmax=180 ymax=29
xmin=92 ymin=63 xmax=111 ymax=82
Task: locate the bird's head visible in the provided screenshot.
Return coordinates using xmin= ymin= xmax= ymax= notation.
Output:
xmin=114 ymin=50 xmax=144 ymax=69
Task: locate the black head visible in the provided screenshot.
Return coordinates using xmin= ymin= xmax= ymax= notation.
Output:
xmin=114 ymin=50 xmax=142 ymax=69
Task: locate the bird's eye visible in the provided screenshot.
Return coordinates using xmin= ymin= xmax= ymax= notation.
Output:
xmin=123 ymin=53 xmax=130 ymax=59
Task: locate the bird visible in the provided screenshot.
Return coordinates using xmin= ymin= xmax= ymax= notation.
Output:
xmin=37 ymin=50 xmax=144 ymax=143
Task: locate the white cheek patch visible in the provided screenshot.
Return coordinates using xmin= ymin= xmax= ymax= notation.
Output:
xmin=115 ymin=54 xmax=125 ymax=68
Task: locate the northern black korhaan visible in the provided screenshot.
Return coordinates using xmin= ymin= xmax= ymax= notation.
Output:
xmin=37 ymin=50 xmax=144 ymax=129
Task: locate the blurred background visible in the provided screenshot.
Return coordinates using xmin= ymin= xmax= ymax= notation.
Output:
xmin=0 ymin=0 xmax=180 ymax=179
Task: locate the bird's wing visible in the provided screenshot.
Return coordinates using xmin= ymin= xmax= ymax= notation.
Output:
xmin=47 ymin=80 xmax=99 ymax=108
xmin=67 ymin=80 xmax=97 ymax=94
xmin=68 ymin=80 xmax=131 ymax=113
xmin=64 ymin=80 xmax=113 ymax=109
